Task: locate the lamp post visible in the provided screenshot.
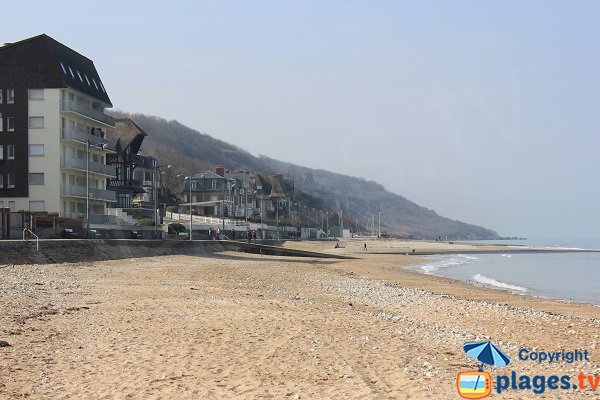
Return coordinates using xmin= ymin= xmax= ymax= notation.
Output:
xmin=86 ymin=140 xmax=106 ymax=238
xmin=326 ymin=211 xmax=329 ymax=238
xmin=177 ymin=174 xmax=194 ymax=241
xmin=153 ymin=162 xmax=171 ymax=239
xmin=320 ymin=210 xmax=324 ymax=237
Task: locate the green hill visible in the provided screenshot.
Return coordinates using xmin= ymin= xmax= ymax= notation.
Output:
xmin=111 ymin=111 xmax=500 ymax=240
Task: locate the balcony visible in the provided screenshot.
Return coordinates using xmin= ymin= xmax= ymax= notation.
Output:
xmin=60 ymin=184 xmax=116 ymax=202
xmin=61 ymin=127 xmax=107 ymax=146
xmin=60 ymin=156 xmax=116 ymax=177
xmin=60 ymin=100 xmax=115 ymax=128
xmin=107 ymin=178 xmax=144 ymax=191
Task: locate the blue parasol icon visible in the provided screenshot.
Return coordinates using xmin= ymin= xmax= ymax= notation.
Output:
xmin=463 ymin=341 xmax=511 ymax=394
xmin=464 ymin=341 xmax=511 ymax=370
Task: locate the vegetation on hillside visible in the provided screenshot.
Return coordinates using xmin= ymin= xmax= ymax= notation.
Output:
xmin=109 ymin=111 xmax=499 ymax=239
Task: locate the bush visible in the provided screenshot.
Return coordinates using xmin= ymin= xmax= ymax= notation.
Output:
xmin=168 ymin=223 xmax=186 ymax=234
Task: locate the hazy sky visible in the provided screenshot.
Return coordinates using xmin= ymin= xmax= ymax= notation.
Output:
xmin=5 ymin=1 xmax=599 ymax=238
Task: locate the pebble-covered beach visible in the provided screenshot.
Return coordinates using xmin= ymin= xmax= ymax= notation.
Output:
xmin=1 ymin=241 xmax=598 ymax=399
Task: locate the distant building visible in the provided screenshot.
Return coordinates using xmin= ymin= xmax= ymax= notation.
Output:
xmin=0 ymin=34 xmax=115 ymax=218
xmin=105 ymin=119 xmax=150 ymax=209
xmin=182 ymin=166 xmax=235 ymax=217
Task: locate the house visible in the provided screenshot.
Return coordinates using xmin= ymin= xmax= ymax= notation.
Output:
xmin=105 ymin=119 xmax=150 ymax=209
xmin=266 ymin=173 xmax=295 ymax=221
xmin=0 ymin=34 xmax=116 ymax=220
xmin=182 ymin=165 xmax=235 ymax=217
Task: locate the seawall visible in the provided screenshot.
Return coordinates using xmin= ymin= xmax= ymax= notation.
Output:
xmin=0 ymin=239 xmax=352 ymax=265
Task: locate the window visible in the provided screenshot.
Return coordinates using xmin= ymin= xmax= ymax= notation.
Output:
xmin=84 ymin=74 xmax=91 ymax=86
xmin=0 ymin=144 xmax=3 ymax=160
xmin=7 ymin=89 xmax=14 ymax=103
xmin=7 ymin=145 xmax=14 ymax=160
xmin=99 ymin=81 xmax=106 ymax=93
xmin=59 ymin=62 xmax=67 ymax=75
xmin=0 ymin=114 xmax=2 ymax=131
xmin=92 ymin=78 xmax=98 ymax=90
xmin=28 ymin=89 xmax=44 ymax=100
xmin=7 ymin=117 xmax=14 ymax=131
xmin=0 ymin=89 xmax=3 ymax=103
xmin=29 ymin=144 xmax=44 ymax=156
xmin=8 ymin=201 xmax=15 ymax=211
xmin=29 ymin=117 xmax=44 ymax=129
xmin=212 ymin=180 xmax=217 ymax=189
xmin=0 ymin=175 xmax=3 ymax=188
xmin=7 ymin=173 xmax=15 ymax=188
xmin=29 ymin=201 xmax=45 ymax=211
xmin=68 ymin=66 xmax=75 ymax=78
xmin=77 ymin=70 xmax=83 ymax=82
xmin=29 ymin=173 xmax=44 ymax=185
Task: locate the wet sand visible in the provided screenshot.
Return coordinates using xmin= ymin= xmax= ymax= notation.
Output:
xmin=0 ymin=240 xmax=598 ymax=399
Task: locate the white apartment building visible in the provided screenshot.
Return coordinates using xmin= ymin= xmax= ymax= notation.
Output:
xmin=0 ymin=34 xmax=116 ymax=220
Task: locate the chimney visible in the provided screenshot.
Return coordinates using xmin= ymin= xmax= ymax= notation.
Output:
xmin=216 ymin=165 xmax=225 ymax=177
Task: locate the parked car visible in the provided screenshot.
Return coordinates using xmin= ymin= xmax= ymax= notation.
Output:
xmin=61 ymin=229 xmax=79 ymax=239
xmin=130 ymin=231 xmax=142 ymax=239
xmin=89 ymin=229 xmax=102 ymax=239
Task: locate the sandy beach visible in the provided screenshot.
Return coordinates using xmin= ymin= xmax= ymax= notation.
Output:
xmin=1 ymin=239 xmax=598 ymax=399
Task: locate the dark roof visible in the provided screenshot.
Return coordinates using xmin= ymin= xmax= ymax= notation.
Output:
xmin=191 ymin=171 xmax=226 ymax=180
xmin=0 ymin=34 xmax=112 ymax=105
xmin=106 ymin=119 xmax=147 ymax=154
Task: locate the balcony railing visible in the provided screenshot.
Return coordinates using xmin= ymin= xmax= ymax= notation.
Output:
xmin=60 ymin=100 xmax=115 ymax=127
xmin=61 ymin=127 xmax=106 ymax=146
xmin=60 ymin=156 xmax=116 ymax=177
xmin=107 ymin=178 xmax=143 ymax=189
xmin=60 ymin=184 xmax=116 ymax=202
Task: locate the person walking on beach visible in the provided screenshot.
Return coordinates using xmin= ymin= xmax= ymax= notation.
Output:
xmin=364 ymin=243 xmax=367 ymax=251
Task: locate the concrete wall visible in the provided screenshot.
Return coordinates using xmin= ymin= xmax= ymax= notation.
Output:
xmin=0 ymin=239 xmax=351 ymax=265
xmin=0 ymin=239 xmax=233 ymax=265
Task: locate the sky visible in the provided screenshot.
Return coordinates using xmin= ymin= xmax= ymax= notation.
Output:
xmin=4 ymin=1 xmax=599 ymax=238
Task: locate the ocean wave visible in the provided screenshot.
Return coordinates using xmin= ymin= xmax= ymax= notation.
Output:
xmin=501 ymin=254 xmax=512 ymax=258
xmin=472 ymin=273 xmax=527 ymax=292
xmin=419 ymin=255 xmax=476 ymax=274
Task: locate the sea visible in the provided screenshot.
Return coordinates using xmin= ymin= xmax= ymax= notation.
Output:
xmin=412 ymin=238 xmax=600 ymax=305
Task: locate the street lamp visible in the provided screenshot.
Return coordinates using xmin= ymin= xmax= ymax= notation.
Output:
xmin=86 ymin=140 xmax=106 ymax=238
xmin=254 ymin=190 xmax=263 ymax=239
xmin=153 ymin=163 xmax=171 ymax=239
xmin=177 ymin=174 xmax=193 ymax=241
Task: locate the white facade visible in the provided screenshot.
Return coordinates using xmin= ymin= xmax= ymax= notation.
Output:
xmin=0 ymin=87 xmax=115 ymax=218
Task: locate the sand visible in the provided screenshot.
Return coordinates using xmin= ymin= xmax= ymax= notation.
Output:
xmin=1 ymin=239 xmax=598 ymax=399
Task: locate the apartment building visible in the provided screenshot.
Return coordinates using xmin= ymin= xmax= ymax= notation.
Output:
xmin=0 ymin=34 xmax=116 ymax=218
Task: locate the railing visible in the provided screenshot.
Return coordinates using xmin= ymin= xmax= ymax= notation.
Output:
xmin=106 ymin=208 xmax=134 ymax=224
xmin=23 ymin=228 xmax=39 ymax=251
xmin=165 ymin=211 xmax=279 ymax=231
xmin=61 ymin=127 xmax=106 ymax=146
xmin=60 ymin=100 xmax=115 ymax=127
xmin=60 ymin=184 xmax=116 ymax=202
xmin=107 ymin=178 xmax=143 ymax=189
xmin=60 ymin=156 xmax=116 ymax=177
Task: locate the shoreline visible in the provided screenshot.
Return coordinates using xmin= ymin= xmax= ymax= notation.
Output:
xmin=1 ymin=241 xmax=598 ymax=398
xmin=285 ymin=238 xmax=600 ymax=318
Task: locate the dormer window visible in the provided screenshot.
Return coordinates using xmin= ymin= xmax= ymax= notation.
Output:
xmin=212 ymin=180 xmax=217 ymax=189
